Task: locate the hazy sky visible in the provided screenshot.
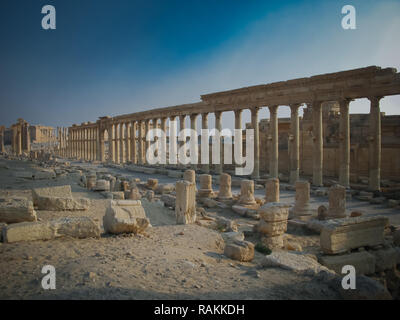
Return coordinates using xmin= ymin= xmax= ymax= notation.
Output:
xmin=0 ymin=0 xmax=399 ymax=129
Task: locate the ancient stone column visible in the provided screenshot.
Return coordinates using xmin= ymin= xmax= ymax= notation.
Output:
xmin=234 ymin=109 xmax=243 ymax=166
xmin=239 ymin=180 xmax=257 ymax=207
xmin=138 ymin=121 xmax=143 ymax=165
xmin=339 ymin=99 xmax=351 ymax=188
xmin=144 ymin=119 xmax=150 ymax=164
xmin=99 ymin=129 xmax=105 ymax=162
xmin=0 ymin=126 xmax=5 ymax=153
xmin=251 ymin=107 xmax=260 ymax=179
xmin=179 ymin=115 xmax=186 ymax=166
xmin=11 ymin=126 xmax=17 ymax=154
xmin=175 ymin=180 xmax=196 ymax=225
xmin=130 ymin=121 xmax=137 ymax=164
xmin=327 ymin=184 xmax=346 ymax=218
xmin=265 ymin=178 xmax=279 ymax=203
xmin=109 ymin=125 xmax=115 ymax=163
xmin=292 ymin=181 xmax=312 ymax=217
xmin=269 ymin=105 xmax=279 ymax=179
xmin=198 ymin=174 xmax=214 ymax=198
xmin=215 ymin=111 xmax=223 ymax=174
xmin=218 ymin=173 xmax=232 ymax=201
xmin=160 ymin=117 xmax=167 ymax=165
xmin=289 ymin=104 xmax=300 ymax=184
xmin=258 ymin=203 xmax=290 ymax=249
xmin=368 ymin=96 xmax=382 ymax=191
xmin=169 ymin=115 xmax=178 ymax=165
xmin=17 ymin=128 xmax=22 ymax=155
xmin=125 ymin=122 xmax=130 ymax=162
xmin=312 ymin=101 xmax=323 ymax=186
xmin=119 ymin=123 xmax=125 ymax=163
xmin=183 ymin=169 xmax=196 ymax=184
xmin=114 ymin=124 xmax=120 ymax=163
xmin=201 ymin=113 xmax=210 ymax=173
xmin=190 ymin=114 xmax=198 ymax=170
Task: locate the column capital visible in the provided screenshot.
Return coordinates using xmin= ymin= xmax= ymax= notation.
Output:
xmin=190 ymin=113 xmax=198 ymax=120
xmin=368 ymin=96 xmax=383 ymax=105
xmin=234 ymin=109 xmax=243 ymax=116
xmin=268 ymin=105 xmax=279 ymax=114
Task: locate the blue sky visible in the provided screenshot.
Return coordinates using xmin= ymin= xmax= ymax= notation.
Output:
xmin=0 ymin=0 xmax=399 ymax=129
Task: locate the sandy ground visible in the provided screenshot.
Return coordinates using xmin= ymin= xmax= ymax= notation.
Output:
xmin=0 ymin=158 xmax=398 ymax=300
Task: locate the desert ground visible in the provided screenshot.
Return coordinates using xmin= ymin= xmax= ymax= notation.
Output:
xmin=0 ymin=156 xmax=399 ymax=300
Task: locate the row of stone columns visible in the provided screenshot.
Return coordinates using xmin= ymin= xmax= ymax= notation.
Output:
xmin=11 ymin=119 xmax=30 ymax=155
xmin=65 ymin=96 xmax=382 ymax=190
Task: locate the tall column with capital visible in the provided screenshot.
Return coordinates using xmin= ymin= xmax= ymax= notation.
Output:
xmin=312 ymin=101 xmax=323 ymax=186
xmin=109 ymin=125 xmax=114 ymax=162
xmin=215 ymin=111 xmax=223 ymax=174
xmin=0 ymin=126 xmax=5 ymax=153
xmin=234 ymin=109 xmax=243 ymax=167
xmin=119 ymin=123 xmax=125 ymax=163
xmin=114 ymin=124 xmax=120 ymax=163
xmin=269 ymin=105 xmax=279 ymax=179
xmin=130 ymin=121 xmax=137 ymax=164
xmin=289 ymin=104 xmax=300 ymax=184
xmin=179 ymin=115 xmax=186 ymax=167
xmin=160 ymin=117 xmax=167 ymax=165
xmin=368 ymin=96 xmax=382 ymax=191
xmin=190 ymin=114 xmax=198 ymax=170
xmin=169 ymin=116 xmax=178 ymax=165
xmin=339 ymin=99 xmax=351 ymax=188
xmin=138 ymin=121 xmax=143 ymax=165
xmin=144 ymin=119 xmax=150 ymax=164
xmin=201 ymin=113 xmax=209 ymax=173
xmin=251 ymin=107 xmax=260 ymax=179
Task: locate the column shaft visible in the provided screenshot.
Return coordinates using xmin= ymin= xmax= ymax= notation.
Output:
xmin=339 ymin=99 xmax=351 ymax=188
xmin=251 ymin=107 xmax=260 ymax=179
xmin=368 ymin=97 xmax=382 ymax=191
xmin=269 ymin=105 xmax=279 ymax=179
xmin=289 ymin=104 xmax=300 ymax=184
xmin=312 ymin=102 xmax=323 ymax=186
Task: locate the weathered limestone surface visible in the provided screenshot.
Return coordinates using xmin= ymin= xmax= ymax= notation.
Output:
xmin=155 ymin=184 xmax=175 ymax=195
xmin=103 ymin=200 xmax=150 ymax=234
xmin=175 ymin=181 xmax=196 ymax=225
xmin=183 ymin=170 xmax=196 ymax=184
xmin=261 ymin=251 xmax=334 ymax=275
xmin=146 ymin=179 xmax=158 ymax=190
xmin=292 ymin=181 xmax=313 ymax=217
xmin=239 ymin=180 xmax=257 ymax=208
xmin=327 ymin=185 xmax=347 ymax=218
xmin=198 ymin=175 xmax=213 ymax=198
xmin=218 ymin=173 xmax=232 ymax=200
xmin=257 ymin=202 xmax=290 ymax=249
xmin=127 ymin=187 xmax=141 ymax=200
xmin=320 ymin=216 xmax=388 ymax=254
xmin=319 ymin=251 xmax=376 ymax=275
xmin=0 ymin=198 xmax=37 ymax=223
xmin=161 ymin=194 xmax=176 ymax=208
xmin=265 ymin=178 xmax=279 ymax=203
xmin=93 ymin=179 xmax=110 ymax=192
xmin=2 ymin=216 xmax=100 ymax=243
xmin=224 ymin=240 xmax=254 ymax=262
xmin=32 ymin=185 xmax=90 ymax=210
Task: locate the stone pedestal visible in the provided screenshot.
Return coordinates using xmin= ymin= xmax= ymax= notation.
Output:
xmin=293 ymin=181 xmax=312 ymax=217
xmin=258 ymin=202 xmax=290 ymax=250
xmin=218 ymin=173 xmax=233 ymax=200
xmin=198 ymin=174 xmax=214 ymax=198
xmin=239 ymin=180 xmax=257 ymax=208
xmin=265 ymin=178 xmax=279 ymax=203
xmin=183 ymin=170 xmax=196 ymax=184
xmin=327 ymin=185 xmax=347 ymax=218
xmin=175 ymin=181 xmax=196 ymax=225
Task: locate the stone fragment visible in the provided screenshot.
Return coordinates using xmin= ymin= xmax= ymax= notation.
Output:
xmin=319 ymin=251 xmax=376 ymax=275
xmin=155 ymin=184 xmax=175 ymax=195
xmin=292 ymin=181 xmax=313 ymax=217
xmin=261 ymin=251 xmax=333 ymax=275
xmin=92 ymin=179 xmax=110 ymax=192
xmin=320 ymin=216 xmax=388 ymax=254
xmin=327 ymin=185 xmax=346 ymax=218
xmin=2 ymin=216 xmax=100 ymax=243
xmin=32 ymin=185 xmax=72 ymax=206
xmin=86 ymin=174 xmax=97 ymax=190
xmin=146 ymin=179 xmax=158 ymax=190
xmin=224 ymin=240 xmax=254 ymax=262
xmin=111 ymin=192 xmax=125 ymax=200
xmin=103 ymin=200 xmax=150 ymax=234
xmin=145 ymin=190 xmax=154 ymax=202
xmin=183 ymin=170 xmax=196 ymax=184
xmin=127 ymin=187 xmax=141 ymax=200
xmin=0 ymin=198 xmax=37 ymax=223
xmin=198 ymin=175 xmax=214 ymax=198
xmin=218 ymin=173 xmax=232 ymax=201
xmin=216 ymin=217 xmax=238 ymax=232
xmin=159 ymin=195 xmax=175 ymax=209
xmin=265 ymin=178 xmax=279 ymax=203
xmin=238 ymin=180 xmax=257 ymax=208
xmin=175 ymin=181 xmax=196 ymax=225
